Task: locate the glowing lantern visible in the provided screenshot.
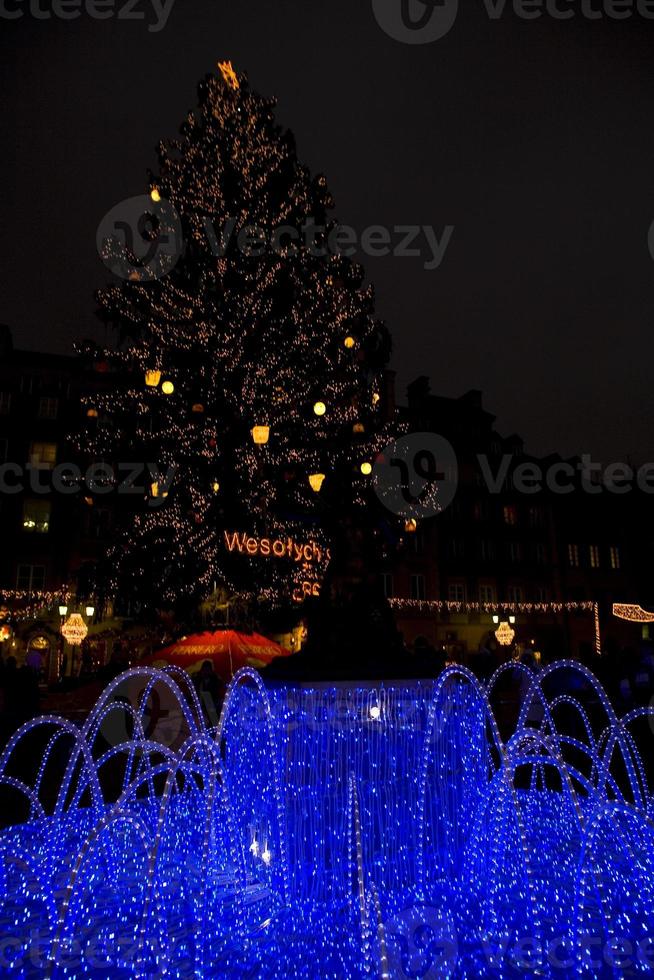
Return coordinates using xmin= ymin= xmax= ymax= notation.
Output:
xmin=309 ymin=473 xmax=326 ymax=493
xmin=86 ymin=408 xmax=98 ymax=418
xmin=405 ymin=518 xmax=417 ymax=533
xmin=61 ymin=613 xmax=88 ymax=646
xmin=0 ymin=625 xmax=11 ymax=643
xmin=161 ymin=380 xmax=175 ymax=395
xmin=495 ymin=621 xmax=515 ymax=647
xmin=360 ymin=462 xmax=372 ymax=476
xmin=212 ymin=481 xmax=220 ymax=493
xmin=344 ymin=336 xmax=356 ymax=349
xmin=251 ymin=425 xmax=270 ymax=445
xmin=58 ymin=605 xmax=68 ymax=617
xmin=313 ymin=401 xmax=326 ymax=417
xmin=191 ymin=403 xmax=205 ymax=414
xmin=353 ymin=422 xmax=365 ymax=434
xmin=150 ymin=187 xmax=161 ymax=203
xmin=151 ymin=482 xmax=168 ymax=499
xmin=372 ymin=392 xmax=380 ymax=405
xmin=145 ymin=369 xmax=161 ymax=388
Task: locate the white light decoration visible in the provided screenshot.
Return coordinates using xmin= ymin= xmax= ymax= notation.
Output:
xmin=369 ymin=704 xmax=381 ymax=720
xmin=494 ymin=620 xmax=515 ymax=646
xmin=85 ymin=606 xmax=95 ymax=618
xmin=58 ymin=605 xmax=68 ymax=617
xmin=60 ymin=613 xmax=88 ymax=646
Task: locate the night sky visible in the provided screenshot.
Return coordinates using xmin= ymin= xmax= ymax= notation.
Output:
xmin=2 ymin=0 xmax=654 ymax=463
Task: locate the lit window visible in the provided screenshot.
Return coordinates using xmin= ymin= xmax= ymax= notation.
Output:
xmin=479 ymin=584 xmax=495 ymax=603
xmin=38 ymin=397 xmax=59 ymax=420
xmin=410 ymin=574 xmax=426 ymax=600
xmin=28 ymin=442 xmax=57 ymax=468
xmin=16 ymin=564 xmax=46 ymax=591
xmin=610 ymin=546 xmax=620 ymax=570
xmin=568 ymin=544 xmax=579 ymax=567
xmin=0 ymin=392 xmax=11 ymax=415
xmin=589 ymin=545 xmax=600 ymax=569
xmin=448 ymin=582 xmax=466 ymax=602
xmin=381 ymin=573 xmax=394 ymax=599
xmin=503 ymin=505 xmax=518 ymax=526
xmin=22 ymin=499 xmax=50 ymax=533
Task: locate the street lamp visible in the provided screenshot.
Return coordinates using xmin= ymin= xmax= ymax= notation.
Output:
xmin=58 ymin=605 xmax=68 ymax=617
xmin=85 ymin=605 xmax=95 ymax=618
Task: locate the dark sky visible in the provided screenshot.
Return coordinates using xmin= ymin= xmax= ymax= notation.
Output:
xmin=2 ymin=0 xmax=654 ymax=462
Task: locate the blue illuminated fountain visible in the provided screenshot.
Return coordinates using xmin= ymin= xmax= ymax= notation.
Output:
xmin=0 ymin=661 xmax=653 ymax=977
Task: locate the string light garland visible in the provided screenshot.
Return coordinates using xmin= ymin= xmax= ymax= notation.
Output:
xmin=612 ymin=603 xmax=654 ymax=623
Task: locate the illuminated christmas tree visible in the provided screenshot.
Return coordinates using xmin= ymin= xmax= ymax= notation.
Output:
xmin=78 ymin=62 xmax=395 ymax=612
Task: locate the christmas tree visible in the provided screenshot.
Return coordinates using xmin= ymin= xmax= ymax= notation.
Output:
xmin=77 ymin=62 xmax=394 ymax=613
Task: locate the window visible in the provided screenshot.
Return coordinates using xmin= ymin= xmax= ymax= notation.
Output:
xmin=448 ymin=582 xmax=466 ymax=602
xmin=0 ymin=392 xmax=10 ymax=415
xmin=449 ymin=538 xmax=465 ymax=560
xmin=535 ymin=543 xmax=547 ymax=564
xmin=503 ymin=505 xmax=518 ymax=526
xmin=479 ymin=584 xmax=495 ymax=603
xmin=610 ymin=546 xmax=620 ymax=570
xmin=589 ymin=545 xmax=600 ymax=569
xmin=508 ymin=541 xmax=522 ymax=563
xmin=507 ymin=585 xmax=523 ymax=603
xmin=568 ymin=544 xmax=579 ymax=568
xmin=479 ymin=539 xmax=495 ymax=561
xmin=381 ymin=573 xmax=394 ymax=599
xmin=38 ymin=396 xmax=59 ymax=420
xmin=16 ymin=564 xmax=46 ymax=591
xmin=23 ymin=499 xmax=51 ymax=533
xmin=28 ymin=442 xmax=57 ymax=468
xmin=410 ymin=574 xmax=426 ymax=600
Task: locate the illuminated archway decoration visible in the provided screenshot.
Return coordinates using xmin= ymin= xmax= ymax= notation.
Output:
xmin=612 ymin=603 xmax=654 ymax=623
xmin=494 ymin=621 xmax=515 ymax=646
xmin=61 ymin=613 xmax=88 ymax=646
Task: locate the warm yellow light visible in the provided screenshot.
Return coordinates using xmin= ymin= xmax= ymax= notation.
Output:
xmin=218 ymin=60 xmax=239 ymax=89
xmin=145 ymin=369 xmax=161 ymax=388
xmin=61 ymin=613 xmax=88 ymax=646
xmin=191 ymin=403 xmax=205 ymax=414
xmin=252 ymin=425 xmax=270 ymax=445
xmin=405 ymin=518 xmax=417 ymax=533
xmin=360 ymin=462 xmax=372 ymax=476
xmin=353 ymin=422 xmax=365 ymax=434
xmin=86 ymin=408 xmax=98 ymax=418
xmin=309 ymin=473 xmax=326 ymax=492
xmin=313 ymin=401 xmax=326 ymax=417
xmin=212 ymin=481 xmax=220 ymax=493
xmin=150 ymin=187 xmax=161 ymax=203
xmin=151 ymin=482 xmax=159 ymax=498
xmin=344 ymin=335 xmax=355 ymax=349
xmin=372 ymin=392 xmax=380 ymax=405
xmin=161 ymin=380 xmax=174 ymax=395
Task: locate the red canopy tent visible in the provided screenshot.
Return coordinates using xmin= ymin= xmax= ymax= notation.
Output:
xmin=142 ymin=629 xmax=290 ymax=681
